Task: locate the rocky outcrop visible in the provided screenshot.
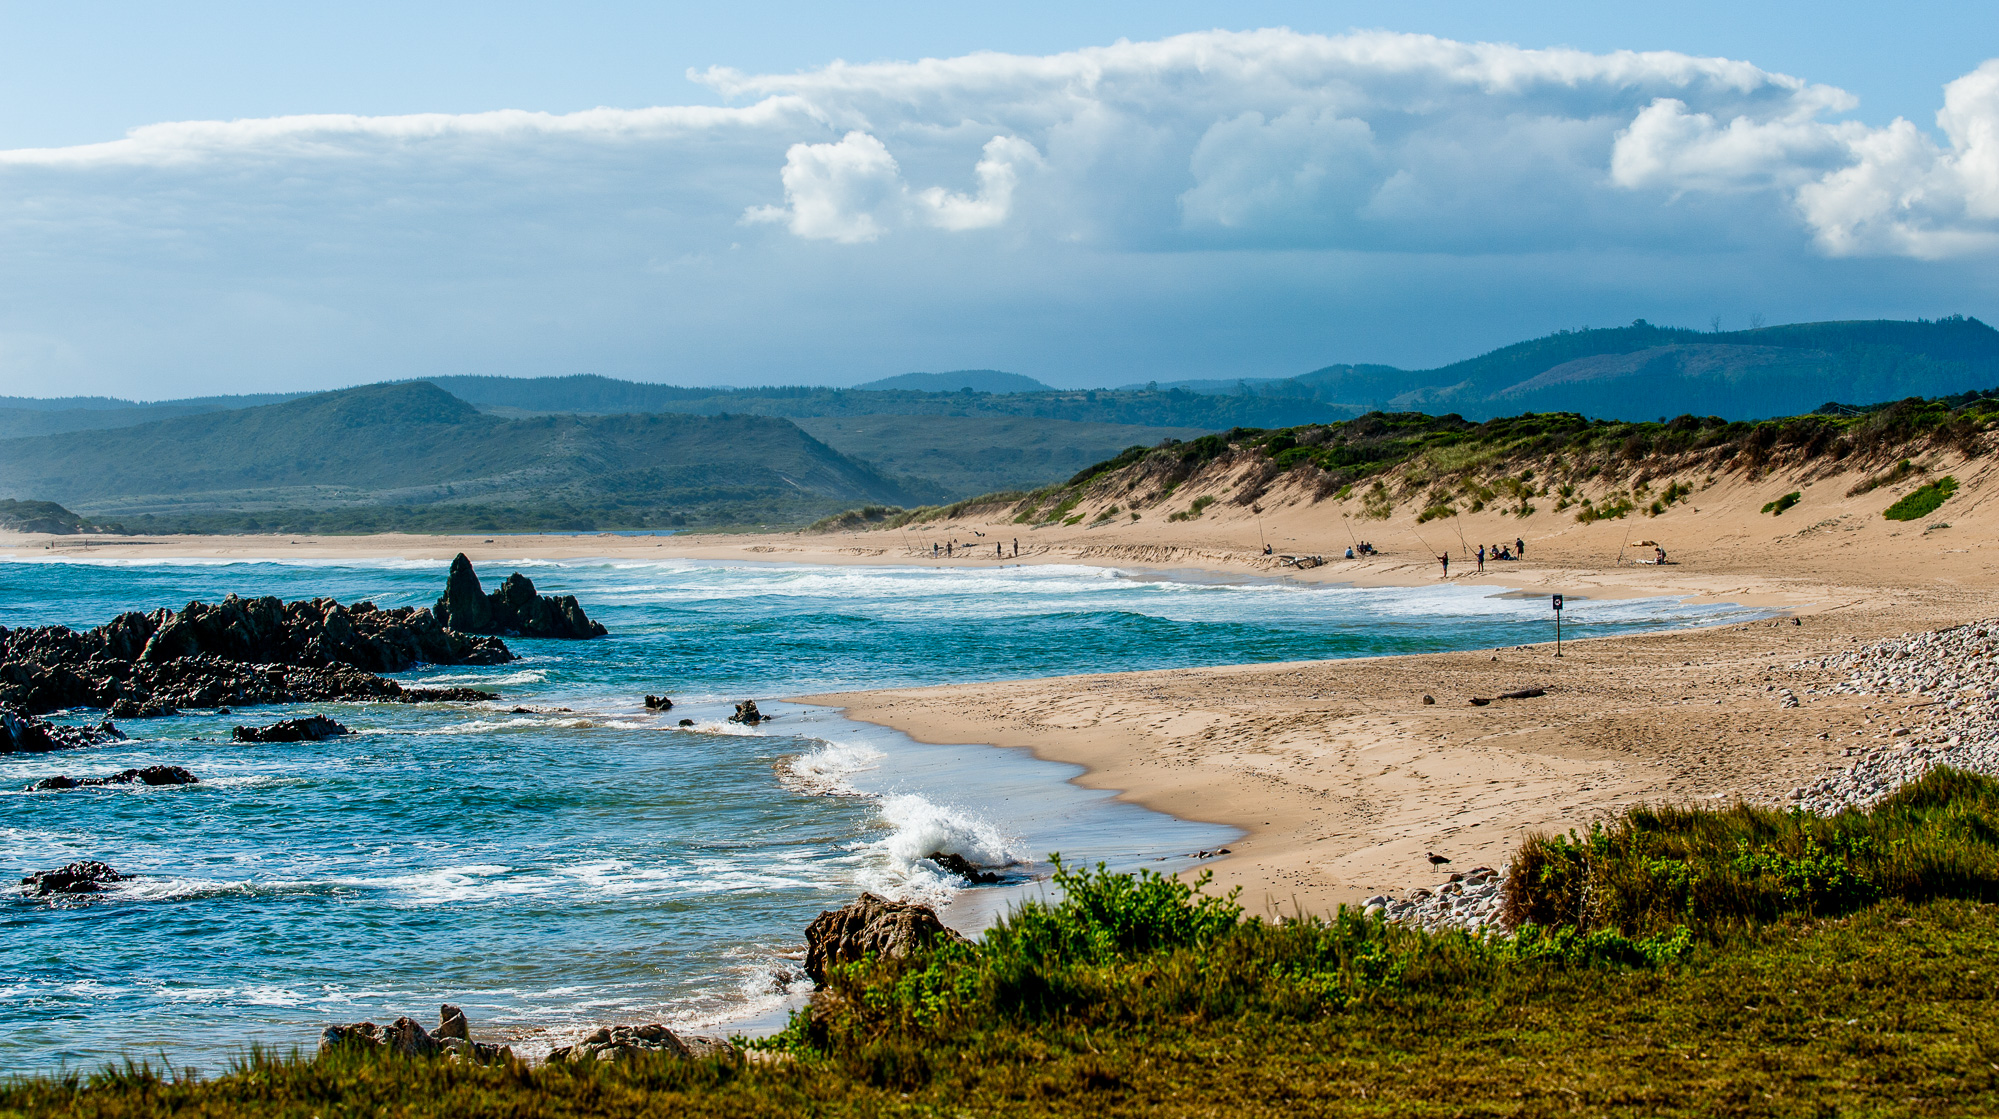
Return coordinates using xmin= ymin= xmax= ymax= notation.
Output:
xmin=643 ymin=695 xmax=673 ymax=711
xmin=804 ymin=893 xmax=967 ymax=985
xmin=547 ymin=1024 xmax=739 ymax=1064
xmin=728 ymin=700 xmax=766 ymax=725
xmin=926 ymin=852 xmax=1000 ymax=884
xmin=0 ymin=593 xmax=510 ymax=718
xmin=0 ymin=707 xmax=126 ymax=754
xmin=319 ymin=1005 xmax=513 ymax=1065
xmin=22 ymin=860 xmax=131 ymax=896
xmin=234 ymin=716 xmax=350 ymax=743
xmin=29 ymin=765 xmax=197 ymax=790
xmin=433 ymin=554 xmax=607 ymax=640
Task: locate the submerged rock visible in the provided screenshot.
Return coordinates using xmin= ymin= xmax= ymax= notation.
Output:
xmin=804 ymin=892 xmax=967 ymax=986
xmin=433 ymin=554 xmax=607 ymax=640
xmin=234 ymin=716 xmax=351 ymax=743
xmin=21 ymin=860 xmax=131 ymax=896
xmin=728 ymin=700 xmax=766 ymax=725
xmin=644 ymin=695 xmax=674 ymax=711
xmin=28 ymin=765 xmax=198 ymax=791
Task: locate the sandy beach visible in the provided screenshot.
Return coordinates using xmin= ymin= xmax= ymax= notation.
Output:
xmin=11 ymin=453 xmax=1997 ymax=918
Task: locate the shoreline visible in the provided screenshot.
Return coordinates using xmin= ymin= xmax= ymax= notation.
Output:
xmin=3 ymin=530 xmax=1910 ymax=922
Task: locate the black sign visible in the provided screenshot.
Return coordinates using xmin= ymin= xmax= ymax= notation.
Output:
xmin=1551 ymin=594 xmax=1564 ymax=611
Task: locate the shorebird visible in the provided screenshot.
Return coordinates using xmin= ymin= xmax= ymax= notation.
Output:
xmin=1426 ymin=852 xmax=1452 ymax=868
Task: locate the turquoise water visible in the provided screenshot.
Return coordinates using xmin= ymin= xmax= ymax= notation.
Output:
xmin=0 ymin=557 xmax=1764 ymax=1071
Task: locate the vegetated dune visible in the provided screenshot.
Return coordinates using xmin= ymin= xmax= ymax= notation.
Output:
xmin=839 ymin=399 xmax=1999 ymax=581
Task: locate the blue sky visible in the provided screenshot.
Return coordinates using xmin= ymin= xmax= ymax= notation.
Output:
xmin=1 ymin=2 xmax=1996 ymax=399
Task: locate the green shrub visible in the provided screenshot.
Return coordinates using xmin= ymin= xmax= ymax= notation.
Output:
xmin=1884 ymin=475 xmax=1958 ymax=520
xmin=1505 ymin=768 xmax=1999 ymax=937
xmin=1761 ymin=491 xmax=1801 ymax=515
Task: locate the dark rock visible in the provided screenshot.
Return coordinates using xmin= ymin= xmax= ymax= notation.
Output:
xmin=28 ymin=765 xmax=198 ymax=791
xmin=0 ymin=707 xmax=129 ymax=754
xmin=644 ymin=695 xmax=673 ymax=711
xmin=0 ymin=593 xmax=510 ymax=719
xmin=678 ymin=718 xmax=695 ymax=727
xmin=1421 ymin=694 xmax=1435 ymax=705
xmin=547 ymin=1023 xmax=741 ymax=1064
xmin=234 ymin=715 xmax=350 ymax=743
xmin=22 ymin=860 xmax=131 ymax=896
xmin=926 ymin=851 xmax=1000 ymax=884
xmin=803 ymin=892 xmax=967 ymax=986
xmin=728 ymin=700 xmax=765 ymax=725
xmin=433 ymin=555 xmax=607 ymax=640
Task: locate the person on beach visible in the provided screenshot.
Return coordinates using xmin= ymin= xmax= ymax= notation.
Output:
xmin=1517 ymin=537 xmax=1525 ymax=558
xmin=1476 ymin=544 xmax=1485 ymax=573
xmin=1345 ymin=546 xmax=1354 ymax=559
xmin=1438 ymin=553 xmax=1450 ymax=578
xmin=1012 ymin=539 xmax=1018 ymax=557
xmin=996 ymin=542 xmax=1002 ymax=559
xmin=932 ymin=542 xmax=938 ymax=557
xmin=1655 ymin=545 xmax=1668 ymax=564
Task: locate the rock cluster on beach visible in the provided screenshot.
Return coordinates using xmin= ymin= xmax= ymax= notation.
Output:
xmin=728 ymin=700 xmax=767 ymax=725
xmin=28 ymin=765 xmax=197 ymax=791
xmin=547 ymin=1025 xmax=739 ymax=1064
xmin=1784 ymin=618 xmax=1999 ymax=814
xmin=0 ymin=593 xmax=510 ymax=718
xmin=321 ymin=1004 xmax=514 ymax=1064
xmin=21 ymin=860 xmax=131 ymax=897
xmin=1364 ymin=865 xmax=1508 ymax=934
xmin=433 ymin=554 xmax=607 ymax=640
xmin=804 ymin=892 xmax=967 ymax=985
xmin=0 ymin=706 xmax=126 ymax=753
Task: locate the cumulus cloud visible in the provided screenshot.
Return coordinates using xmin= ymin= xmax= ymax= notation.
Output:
xmin=0 ymin=29 xmax=1995 ymax=395
xmin=745 ymin=131 xmax=1041 ymax=240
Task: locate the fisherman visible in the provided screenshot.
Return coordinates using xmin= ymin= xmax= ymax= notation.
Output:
xmin=1476 ymin=543 xmax=1486 ymax=573
xmin=1439 ymin=552 xmax=1450 ymax=578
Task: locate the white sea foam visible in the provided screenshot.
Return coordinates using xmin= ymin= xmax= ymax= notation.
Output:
xmin=857 ymin=793 xmax=1024 ymax=904
xmin=420 ymin=669 xmax=550 ymax=686
xmin=781 ymin=740 xmax=885 ymax=795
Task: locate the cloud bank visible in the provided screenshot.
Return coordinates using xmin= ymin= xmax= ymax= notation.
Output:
xmin=0 ymin=29 xmax=1994 ymax=396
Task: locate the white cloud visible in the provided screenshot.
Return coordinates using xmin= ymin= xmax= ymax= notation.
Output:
xmin=746 ymin=130 xmax=1042 ymax=240
xmin=0 ymin=29 xmax=1994 ymax=396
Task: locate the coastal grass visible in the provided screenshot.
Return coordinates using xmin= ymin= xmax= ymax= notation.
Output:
xmin=8 ymin=775 xmax=1999 ymax=1116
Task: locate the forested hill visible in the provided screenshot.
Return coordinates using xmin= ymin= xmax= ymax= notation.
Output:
xmin=0 ymin=382 xmax=924 ymax=533
xmin=1166 ymin=316 xmax=1999 ymax=421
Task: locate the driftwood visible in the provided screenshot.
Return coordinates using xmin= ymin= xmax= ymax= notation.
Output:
xmin=1468 ymin=687 xmax=1546 ymax=707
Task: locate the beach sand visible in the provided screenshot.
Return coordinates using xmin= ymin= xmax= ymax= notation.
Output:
xmin=11 ymin=452 xmax=1997 ymax=916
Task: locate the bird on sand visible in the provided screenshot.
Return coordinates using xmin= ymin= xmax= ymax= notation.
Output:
xmin=1426 ymin=852 xmax=1451 ymax=868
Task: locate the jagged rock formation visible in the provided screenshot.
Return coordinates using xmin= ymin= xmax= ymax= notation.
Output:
xmin=21 ymin=861 xmax=131 ymax=897
xmin=0 ymin=593 xmax=510 ymax=717
xmin=0 ymin=707 xmax=126 ymax=753
xmin=803 ymin=893 xmax=967 ymax=985
xmin=728 ymin=700 xmax=766 ymax=725
xmin=28 ymin=765 xmax=197 ymax=790
xmin=320 ymin=1005 xmax=513 ymax=1065
xmin=233 ymin=716 xmax=350 ymax=743
xmin=433 ymin=554 xmax=607 ymax=639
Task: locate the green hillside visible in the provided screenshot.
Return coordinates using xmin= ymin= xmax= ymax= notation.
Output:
xmin=0 ymin=382 xmax=927 ymax=533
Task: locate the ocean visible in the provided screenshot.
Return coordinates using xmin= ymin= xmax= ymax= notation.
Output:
xmin=0 ymin=556 xmax=1763 ymax=1070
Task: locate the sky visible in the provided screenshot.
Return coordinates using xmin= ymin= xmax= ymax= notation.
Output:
xmin=2 ymin=1 xmax=1998 ymax=400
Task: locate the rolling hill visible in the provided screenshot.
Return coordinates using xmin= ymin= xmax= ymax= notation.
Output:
xmin=0 ymin=382 xmax=925 ymax=532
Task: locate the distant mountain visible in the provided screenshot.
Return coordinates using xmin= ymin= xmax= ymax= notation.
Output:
xmin=1212 ymin=317 xmax=1999 ymax=421
xmin=0 ymin=382 xmax=925 ymax=533
xmin=850 ymin=370 xmax=1053 ymax=393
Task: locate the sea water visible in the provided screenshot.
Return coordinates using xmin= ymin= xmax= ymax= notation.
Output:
xmin=0 ymin=556 xmax=1764 ymax=1070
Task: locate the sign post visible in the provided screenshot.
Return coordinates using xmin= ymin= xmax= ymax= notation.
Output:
xmin=1552 ymin=594 xmax=1564 ymax=657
